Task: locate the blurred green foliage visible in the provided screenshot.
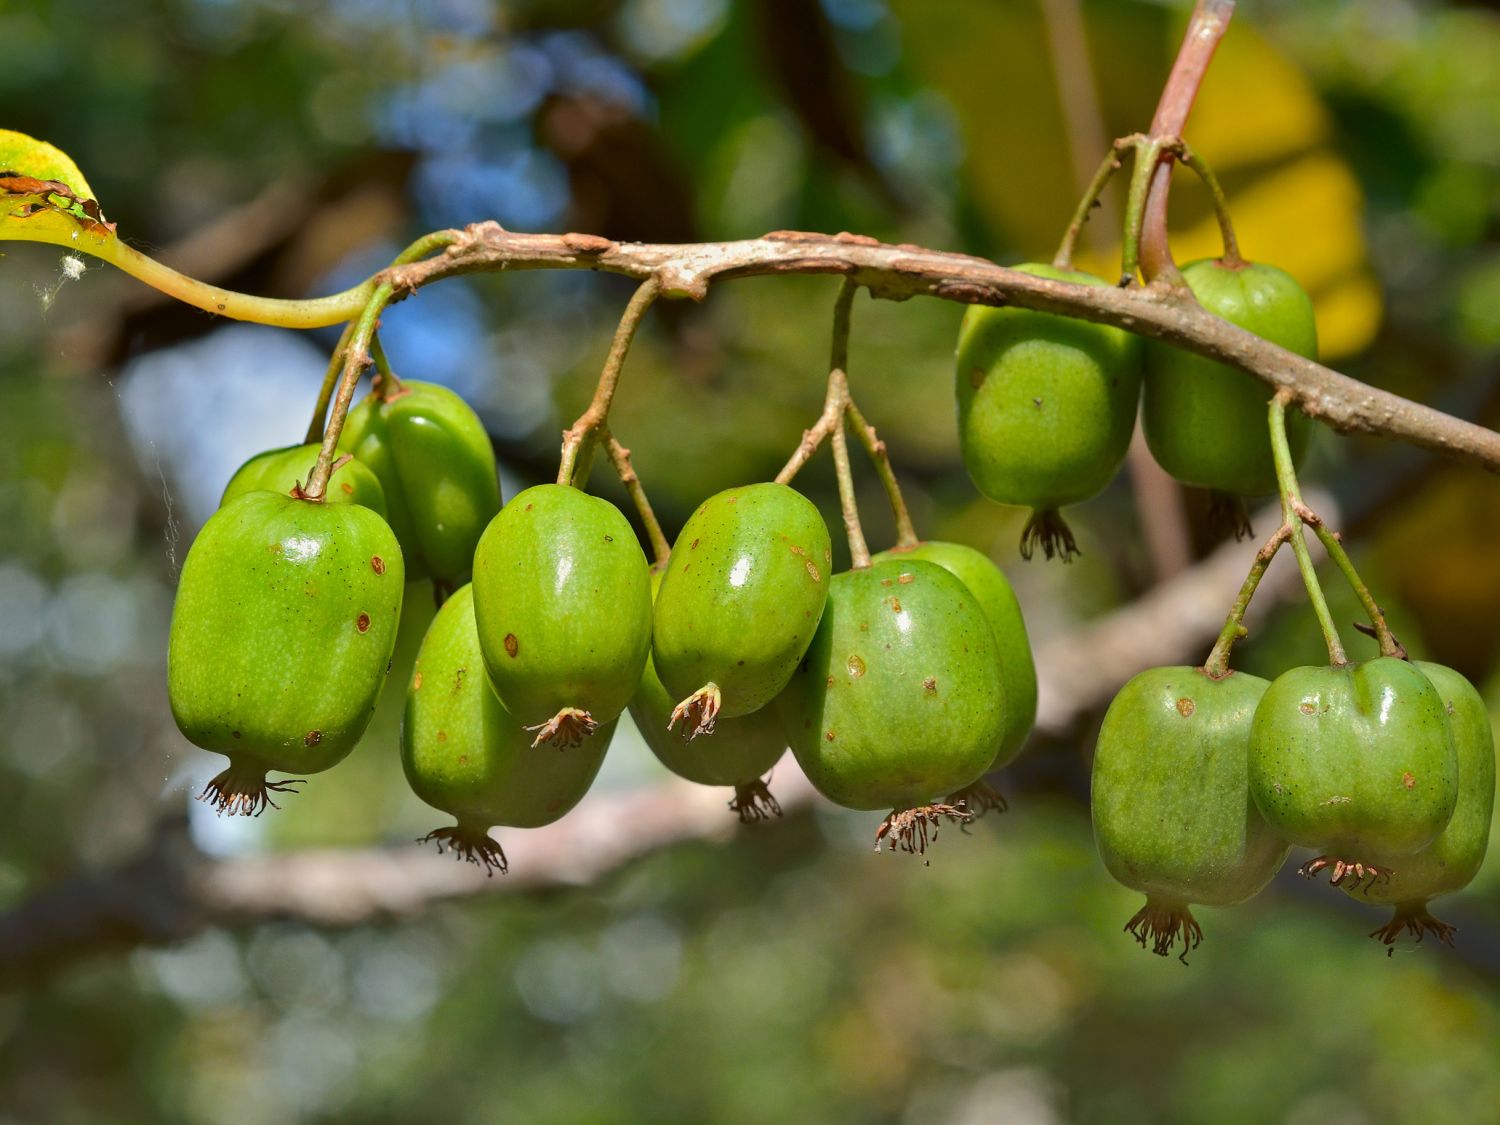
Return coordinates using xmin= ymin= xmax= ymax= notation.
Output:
xmin=2 ymin=0 xmax=1500 ymax=1121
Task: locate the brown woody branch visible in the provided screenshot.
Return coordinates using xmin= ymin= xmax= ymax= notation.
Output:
xmin=380 ymin=224 xmax=1500 ymax=473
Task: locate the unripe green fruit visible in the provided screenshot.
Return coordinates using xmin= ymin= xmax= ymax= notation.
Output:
xmin=221 ymin=443 xmax=387 ymax=518
xmin=1093 ymin=667 xmax=1290 ymax=959
xmin=874 ymin=540 xmax=1036 ymax=770
xmin=777 ymin=558 xmax=1006 ymax=854
xmin=472 ymin=483 xmax=652 ymax=747
xmin=955 ymin=263 xmax=1141 ymax=560
xmin=168 ymin=491 xmax=404 ymax=813
xmin=403 ymin=584 xmax=615 ymax=873
xmin=339 ymin=379 xmax=502 ymax=589
xmin=1345 ymin=662 xmax=1495 ymax=949
xmin=630 ymin=570 xmax=787 ymax=822
xmin=652 ymin=483 xmax=831 ymax=735
xmin=1143 ymin=258 xmax=1318 ymax=497
xmin=1249 ymin=657 xmax=1459 ymax=877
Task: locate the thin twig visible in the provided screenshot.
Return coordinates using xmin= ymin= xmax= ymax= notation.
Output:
xmin=1271 ymin=390 xmax=1346 ymax=665
xmin=303 ymin=321 xmax=355 ymax=445
xmin=604 ymin=430 xmax=671 ymax=566
xmin=844 ymin=397 xmax=918 ymax=549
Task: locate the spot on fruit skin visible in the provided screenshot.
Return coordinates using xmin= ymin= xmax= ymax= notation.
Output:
xmin=357 ymin=613 xmax=371 ymax=633
xmin=304 ymin=730 xmax=322 ymax=747
xmin=897 ymin=573 xmax=914 ymax=585
xmin=1402 ymin=772 xmax=1416 ymax=790
xmin=371 ymin=555 xmax=386 ymax=575
xmin=341 ymin=482 xmax=354 ymax=495
xmin=413 ymin=672 xmax=423 ymax=691
xmin=923 ymin=677 xmax=937 ymax=695
xmin=504 ymin=633 xmax=519 ymax=658
xmin=889 ymin=597 xmax=902 ymax=613
xmin=825 ymin=730 xmax=836 ymax=741
xmin=805 ymin=560 xmax=821 ymax=583
xmin=437 ymin=731 xmax=447 ymax=743
xmin=1300 ymin=701 xmax=1317 ymax=715
xmin=1177 ymin=697 xmax=1195 ymax=718
xmin=847 ymin=655 xmax=866 ymax=679
xmin=969 ymin=366 xmax=986 ymax=389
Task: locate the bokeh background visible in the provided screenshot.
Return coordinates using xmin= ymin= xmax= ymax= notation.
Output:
xmin=3 ymin=0 xmax=1500 ymax=1121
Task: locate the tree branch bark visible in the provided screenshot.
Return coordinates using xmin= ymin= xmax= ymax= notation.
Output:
xmin=376 ymin=224 xmax=1500 ymax=473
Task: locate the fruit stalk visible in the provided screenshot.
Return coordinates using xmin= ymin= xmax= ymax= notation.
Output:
xmin=823 ymin=280 xmax=871 ymax=568
xmin=1292 ymin=501 xmax=1406 ymax=660
xmin=1137 ymin=0 xmax=1235 ymax=284
xmin=604 ymin=430 xmax=671 ymax=566
xmin=844 ymin=397 xmax=918 ymax=549
xmin=1172 ymin=141 xmax=1242 ymax=267
xmin=557 ymin=275 xmax=662 ymax=487
xmin=1269 ymin=391 xmax=1346 ymax=665
xmin=1202 ymin=522 xmax=1290 ymax=678
xmin=304 ymin=281 xmax=392 ymax=502
xmin=304 ymin=321 xmax=355 ymax=445
xmin=369 ymin=334 xmax=404 ymax=399
xmin=1053 ymin=137 xmax=1138 ymax=272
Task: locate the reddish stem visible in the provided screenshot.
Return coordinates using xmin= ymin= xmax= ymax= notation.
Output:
xmin=1139 ymin=0 xmax=1235 ymax=284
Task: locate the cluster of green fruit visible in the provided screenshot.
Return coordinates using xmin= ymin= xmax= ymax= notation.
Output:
xmin=1093 ymin=658 xmax=1495 ymax=960
xmin=168 ymin=377 xmax=1040 ymax=868
xmin=957 ymin=256 xmax=1317 ymax=557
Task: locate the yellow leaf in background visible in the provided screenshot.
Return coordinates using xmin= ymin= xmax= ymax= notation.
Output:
xmin=897 ymin=1 xmax=1382 ymax=361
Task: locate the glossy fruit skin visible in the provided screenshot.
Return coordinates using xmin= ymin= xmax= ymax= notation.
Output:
xmin=874 ymin=540 xmax=1035 ymax=768
xmin=339 ymin=380 xmax=501 ymax=586
xmin=631 ymin=570 xmax=786 ymax=786
xmin=472 ymin=483 xmax=652 ymax=728
xmin=221 ymin=443 xmax=388 ymax=517
xmin=1093 ymin=667 xmax=1290 ymax=907
xmin=652 ymin=483 xmax=831 ymax=717
xmin=1345 ymin=662 xmax=1495 ymax=907
xmin=1249 ymin=657 xmax=1459 ymax=858
xmin=955 ymin=263 xmax=1141 ymax=510
xmin=403 ymin=585 xmax=613 ymax=829
xmin=168 ymin=491 xmax=404 ymax=772
xmin=777 ymin=559 xmax=1005 ymax=811
xmin=1143 ymin=259 xmax=1318 ymax=495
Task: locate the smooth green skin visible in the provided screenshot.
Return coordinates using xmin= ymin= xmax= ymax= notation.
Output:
xmin=631 ymin=570 xmax=787 ymax=786
xmin=472 ymin=483 xmax=652 ymax=728
xmin=1093 ymin=667 xmax=1290 ymax=907
xmin=1345 ymin=662 xmax=1495 ymax=907
xmin=403 ymin=585 xmax=613 ymax=830
xmin=874 ymin=540 xmax=1036 ymax=768
xmin=955 ymin=263 xmax=1141 ymax=510
xmin=1249 ymin=657 xmax=1459 ymax=858
xmin=221 ymin=443 xmax=388 ymax=518
xmin=339 ymin=380 xmax=502 ymax=586
xmin=653 ymin=483 xmax=831 ymax=717
xmin=167 ymin=491 xmax=404 ymax=774
xmin=1143 ymin=259 xmax=1318 ymax=496
xmin=777 ymin=559 xmax=1005 ymax=811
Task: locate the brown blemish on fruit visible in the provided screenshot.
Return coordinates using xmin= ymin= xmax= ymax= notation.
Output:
xmin=357 ymin=613 xmax=371 ymax=633
xmin=232 ymin=731 xmax=241 ymax=739
xmin=825 ymin=730 xmax=836 ymax=741
xmin=825 ymin=548 xmax=831 ymax=564
xmin=1403 ymin=772 xmax=1416 ymax=790
xmin=413 ymin=672 xmax=423 ymax=691
xmin=726 ymin=496 xmax=738 ymax=504
xmin=847 ymin=655 xmax=866 ymax=678
xmin=604 ymin=534 xmax=614 ymax=542
xmin=923 ymin=677 xmax=937 ymax=695
xmin=458 ymin=755 xmax=469 ymax=765
xmin=789 ymin=544 xmax=805 ymax=557
xmin=1176 ymin=697 xmax=1195 ymax=718
xmin=504 ymin=633 xmax=519 ymax=658
xmin=437 ymin=731 xmax=447 ymax=743
xmin=1300 ymin=701 xmax=1317 ymax=715
xmin=691 ymin=538 xmax=700 ymax=550
xmin=881 ymin=578 xmax=893 ymax=588
xmin=304 ymin=730 xmax=322 ymax=747
xmin=805 ymin=560 xmax=821 ymax=582
xmin=454 ymin=669 xmax=465 ymax=693
xmin=826 ymin=675 xmax=835 ymax=687
xmin=1324 ymin=795 xmax=1352 ymax=805
xmin=525 ymin=503 xmax=534 ymax=511
xmin=859 ymin=622 xmax=869 ymax=632
xmin=898 ymin=573 xmax=914 ymax=585
xmin=889 ymin=597 xmax=902 ymax=613
xmin=969 ymin=366 xmax=985 ymax=389
xmin=371 ymin=555 xmax=386 ymax=575
xmin=341 ymin=482 xmax=354 ymax=495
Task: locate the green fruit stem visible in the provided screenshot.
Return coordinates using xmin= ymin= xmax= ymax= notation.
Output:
xmin=826 ymin=282 xmax=870 ymax=568
xmin=304 ymin=321 xmax=355 ymax=445
xmin=1292 ymin=502 xmax=1405 ymax=660
xmin=1270 ymin=391 xmax=1346 ymax=666
xmin=1052 ymin=136 xmax=1137 ymax=272
xmin=556 ymin=275 xmax=662 ymax=488
xmin=369 ymin=333 xmax=404 ymax=399
xmin=844 ymin=396 xmax=917 ymax=550
xmin=304 ymin=280 xmax=392 ymax=502
xmin=603 ymin=430 xmax=671 ymax=566
xmin=1203 ymin=522 xmax=1291 ymax=678
xmin=1171 ymin=141 xmax=1242 ymax=267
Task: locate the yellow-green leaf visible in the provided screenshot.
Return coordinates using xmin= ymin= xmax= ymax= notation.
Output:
xmin=0 ymin=129 xmax=115 ymax=249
